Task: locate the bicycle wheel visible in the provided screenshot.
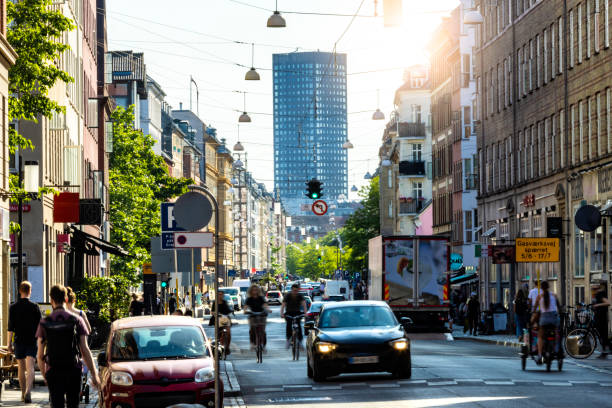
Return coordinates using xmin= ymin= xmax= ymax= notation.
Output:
xmin=565 ymin=328 xmax=597 ymax=359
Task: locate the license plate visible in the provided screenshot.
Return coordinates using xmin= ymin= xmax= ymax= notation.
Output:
xmin=348 ymin=355 xmax=379 ymax=364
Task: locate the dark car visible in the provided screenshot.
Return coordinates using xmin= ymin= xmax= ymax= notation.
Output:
xmin=323 ymin=295 xmax=345 ymax=302
xmin=310 ymin=283 xmax=322 ymax=297
xmin=305 ymin=301 xmax=411 ymax=382
xmin=304 ymin=302 xmax=325 ymax=334
xmin=97 ymin=316 xmax=222 ymax=408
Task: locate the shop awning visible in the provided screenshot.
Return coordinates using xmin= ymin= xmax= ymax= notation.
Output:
xmin=71 ymin=227 xmax=130 ymax=257
xmin=450 ymin=272 xmax=479 ymax=284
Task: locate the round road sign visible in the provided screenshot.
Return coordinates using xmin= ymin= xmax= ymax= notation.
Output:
xmin=312 ymin=200 xmax=328 ymax=216
xmin=174 ymin=191 xmax=213 ymax=231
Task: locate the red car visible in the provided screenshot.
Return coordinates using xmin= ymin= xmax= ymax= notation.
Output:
xmin=97 ymin=316 xmax=222 ymax=408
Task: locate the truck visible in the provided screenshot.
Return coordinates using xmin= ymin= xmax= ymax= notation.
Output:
xmin=368 ymin=235 xmax=450 ymax=332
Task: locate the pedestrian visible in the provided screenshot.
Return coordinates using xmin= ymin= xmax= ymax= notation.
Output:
xmin=513 ymin=286 xmax=530 ymax=341
xmin=204 ymin=291 xmax=210 ymax=305
xmin=65 ymin=286 xmax=92 ymax=332
xmin=466 ymin=292 xmax=480 ymax=336
xmin=128 ymin=293 xmax=144 ymax=316
xmin=593 ymin=282 xmax=611 ymax=359
xmin=7 ymin=281 xmax=41 ymax=403
xmin=528 ymin=280 xmax=542 ymax=312
xmin=36 ymin=284 xmax=100 ymax=408
xmin=169 ymin=293 xmax=178 ymax=314
xmin=184 ymin=291 xmax=192 ymax=310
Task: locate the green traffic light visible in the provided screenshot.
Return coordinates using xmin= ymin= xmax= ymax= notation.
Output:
xmin=312 ymin=193 xmax=319 ymax=199
xmin=161 ymin=281 xmax=167 ymax=288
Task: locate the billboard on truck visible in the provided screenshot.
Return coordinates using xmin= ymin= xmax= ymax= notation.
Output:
xmin=384 ymin=237 xmax=448 ymax=306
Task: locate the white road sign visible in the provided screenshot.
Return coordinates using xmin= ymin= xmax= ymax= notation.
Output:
xmin=174 ymin=232 xmax=214 ymax=248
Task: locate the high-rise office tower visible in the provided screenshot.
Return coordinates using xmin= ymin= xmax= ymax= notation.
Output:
xmin=273 ymin=52 xmax=348 ymax=207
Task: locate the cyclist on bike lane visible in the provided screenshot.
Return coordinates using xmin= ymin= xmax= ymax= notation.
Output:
xmin=211 ymin=291 xmax=233 ymax=354
xmin=244 ymin=284 xmax=270 ymax=351
xmin=533 ymin=281 xmax=560 ymax=364
xmin=280 ymin=283 xmax=307 ymax=349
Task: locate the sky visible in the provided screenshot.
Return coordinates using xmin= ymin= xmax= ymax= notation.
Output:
xmin=106 ymin=0 xmax=461 ymax=197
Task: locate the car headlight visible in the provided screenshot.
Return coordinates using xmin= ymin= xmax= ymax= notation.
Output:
xmin=111 ymin=372 xmax=133 ymax=386
xmin=390 ymin=339 xmax=409 ymax=351
xmin=195 ymin=366 xmax=215 ymax=383
xmin=317 ymin=342 xmax=337 ymax=353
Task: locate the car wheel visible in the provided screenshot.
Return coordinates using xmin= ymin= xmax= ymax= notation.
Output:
xmin=393 ymin=355 xmax=412 ymax=379
xmin=312 ymin=359 xmax=326 ymax=382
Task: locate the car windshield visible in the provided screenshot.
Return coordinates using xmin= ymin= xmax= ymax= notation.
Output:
xmin=111 ymin=326 xmax=208 ymax=361
xmin=318 ymin=306 xmax=397 ymax=328
xmin=309 ymin=303 xmax=324 ymax=313
xmin=222 ymin=288 xmax=239 ymax=296
xmin=267 ymin=292 xmax=280 ymax=298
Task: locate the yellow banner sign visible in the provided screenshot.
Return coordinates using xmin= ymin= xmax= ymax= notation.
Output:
xmin=515 ymin=238 xmax=560 ymax=263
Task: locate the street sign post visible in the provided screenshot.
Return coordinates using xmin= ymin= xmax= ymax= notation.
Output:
xmin=312 ymin=200 xmax=328 ymax=216
xmin=515 ymin=238 xmax=560 ymax=262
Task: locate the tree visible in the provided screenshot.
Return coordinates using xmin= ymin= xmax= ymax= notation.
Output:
xmin=343 ymin=176 xmax=380 ymax=271
xmin=7 ymin=0 xmax=74 ymax=154
xmin=109 ymin=106 xmax=191 ymax=283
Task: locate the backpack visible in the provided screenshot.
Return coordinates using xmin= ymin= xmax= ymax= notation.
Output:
xmin=516 ymin=297 xmax=530 ymax=316
xmin=41 ymin=314 xmax=81 ymax=369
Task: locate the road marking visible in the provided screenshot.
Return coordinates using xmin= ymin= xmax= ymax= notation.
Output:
xmin=600 ymin=383 xmax=612 ymax=387
xmin=542 ymin=382 xmax=572 ymax=386
xmin=484 ymin=381 xmax=514 ymax=385
xmin=283 ymin=385 xmax=313 ymax=389
xmin=369 ymin=383 xmax=400 ymax=388
xmin=340 ymin=382 xmax=368 ymax=387
xmin=398 ymin=380 xmax=427 ymax=384
xmin=254 ymin=387 xmax=284 ymax=392
xmin=427 ymin=381 xmax=458 ymax=386
xmin=569 ymin=381 xmax=598 ymax=384
xmin=456 ymin=379 xmax=485 ymax=382
xmin=312 ymin=386 xmax=342 ymax=391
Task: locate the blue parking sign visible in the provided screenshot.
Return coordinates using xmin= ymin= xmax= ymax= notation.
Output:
xmin=161 ymin=203 xmax=185 ymax=232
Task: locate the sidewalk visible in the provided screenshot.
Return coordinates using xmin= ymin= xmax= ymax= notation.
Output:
xmin=0 ymin=375 xmax=98 ymax=407
xmin=452 ymin=326 xmax=521 ymax=348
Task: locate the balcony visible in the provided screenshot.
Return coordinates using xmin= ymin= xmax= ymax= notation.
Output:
xmin=399 ymin=160 xmax=426 ymax=177
xmin=399 ymin=199 xmax=426 ymax=215
xmin=465 ymin=174 xmax=478 ymax=190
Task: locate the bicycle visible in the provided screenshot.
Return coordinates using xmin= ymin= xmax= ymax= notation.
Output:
xmin=218 ymin=314 xmax=231 ymax=360
xmin=286 ymin=314 xmax=304 ymax=361
xmin=246 ymin=311 xmax=268 ymax=364
xmin=564 ymin=304 xmax=600 ymax=359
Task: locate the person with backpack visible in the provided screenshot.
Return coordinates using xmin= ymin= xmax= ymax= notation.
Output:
xmin=36 ymin=285 xmax=100 ymax=408
xmin=513 ymin=285 xmax=530 ymax=341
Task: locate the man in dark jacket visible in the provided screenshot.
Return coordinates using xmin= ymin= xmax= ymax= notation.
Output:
xmin=7 ymin=281 xmax=41 ymax=403
xmin=466 ymin=292 xmax=481 ymax=336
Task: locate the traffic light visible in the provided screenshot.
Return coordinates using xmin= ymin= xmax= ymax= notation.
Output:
xmin=305 ymin=178 xmax=323 ymax=200
xmin=317 ymin=255 xmax=322 ymax=262
xmin=161 ymin=280 xmax=168 ymax=288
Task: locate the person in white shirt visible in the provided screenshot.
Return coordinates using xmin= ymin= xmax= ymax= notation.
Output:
xmin=184 ymin=292 xmax=192 ymax=310
xmin=528 ymin=281 xmax=542 ymax=312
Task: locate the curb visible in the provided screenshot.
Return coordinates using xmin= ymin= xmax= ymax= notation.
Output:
xmin=224 ymin=395 xmax=246 ymax=408
xmin=221 ymin=361 xmax=242 ymax=397
xmin=453 ymin=335 xmax=521 ymax=349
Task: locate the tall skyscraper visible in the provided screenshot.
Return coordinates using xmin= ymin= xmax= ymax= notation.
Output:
xmin=273 ymin=52 xmax=348 ymax=207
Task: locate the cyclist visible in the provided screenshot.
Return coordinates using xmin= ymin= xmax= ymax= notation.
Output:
xmin=280 ymin=283 xmax=307 ymax=349
xmin=593 ymin=282 xmax=610 ymax=359
xmin=211 ymin=291 xmax=233 ymax=354
xmin=244 ymin=284 xmax=270 ymax=351
xmin=534 ymin=281 xmax=560 ymax=364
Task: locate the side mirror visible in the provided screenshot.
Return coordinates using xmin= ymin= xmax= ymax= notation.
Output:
xmin=97 ymin=351 xmax=107 ymax=367
xmin=400 ymin=317 xmax=413 ymax=327
xmin=304 ymin=321 xmax=316 ymax=331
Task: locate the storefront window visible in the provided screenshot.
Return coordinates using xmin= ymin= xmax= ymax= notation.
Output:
xmin=489 ymin=265 xmax=497 ymax=283
xmin=609 ymin=219 xmax=612 ymax=272
xmin=590 ymin=226 xmax=603 ymax=272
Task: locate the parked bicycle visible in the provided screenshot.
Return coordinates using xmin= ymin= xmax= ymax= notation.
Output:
xmin=246 ymin=310 xmax=268 ymax=363
xmin=564 ymin=304 xmax=600 ymax=359
xmin=287 ymin=314 xmax=305 ymax=361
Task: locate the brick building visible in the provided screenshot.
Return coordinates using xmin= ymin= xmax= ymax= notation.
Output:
xmin=473 ymin=0 xmax=612 ymax=318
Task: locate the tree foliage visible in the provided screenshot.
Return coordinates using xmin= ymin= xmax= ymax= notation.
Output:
xmin=109 ymin=106 xmax=192 ymax=283
xmin=76 ymin=275 xmax=132 ymax=322
xmin=342 ymin=176 xmax=380 ymax=271
xmin=7 ymin=0 xmax=75 ymax=153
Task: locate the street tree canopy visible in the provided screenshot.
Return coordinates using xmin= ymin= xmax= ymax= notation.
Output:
xmin=109 ymin=106 xmax=191 ymax=283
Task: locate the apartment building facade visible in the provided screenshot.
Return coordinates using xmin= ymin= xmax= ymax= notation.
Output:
xmin=474 ymin=0 xmax=612 ymax=314
xmin=379 ymin=66 xmax=433 ymax=235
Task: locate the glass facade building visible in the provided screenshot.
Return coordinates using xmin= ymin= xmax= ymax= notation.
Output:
xmin=273 ymin=52 xmax=348 ymax=203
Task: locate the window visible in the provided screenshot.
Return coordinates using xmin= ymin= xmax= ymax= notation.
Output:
xmin=465 ymin=211 xmax=473 ymax=243
xmin=608 ymin=218 xmax=612 ymax=272
xmin=608 ymin=88 xmax=612 ymax=153
xmin=551 ymin=23 xmax=556 ymax=78
xmin=558 ymin=17 xmax=563 ymax=73
xmin=387 ymin=168 xmax=393 ymax=188
xmin=574 ymin=286 xmax=586 ymax=305
xmin=543 ymin=29 xmax=548 ymax=85
xmin=412 ymin=182 xmax=423 ymax=199
xmin=579 ymin=100 xmax=585 ymax=161
xmin=571 ymin=104 xmax=577 ymax=164
xmin=578 ymin=3 xmax=584 ymax=63
xmin=551 ymin=114 xmax=556 ymax=171
xmin=595 ymin=0 xmax=601 ymax=53
xmin=597 ymin=92 xmax=602 ymax=156
xmin=411 ymin=143 xmax=422 ymax=161
xmin=518 ymin=131 xmax=523 ymax=182
xmin=574 ymin=208 xmax=586 ymax=277
xmin=545 ymin=118 xmax=550 ymax=173
xmin=508 ymin=53 xmax=513 ymax=103
xmin=606 ymin=0 xmax=610 ymax=48
xmin=529 ymin=39 xmax=534 ymax=91
xmin=388 ymin=202 xmax=393 ymax=218
xmin=588 ymin=96 xmax=593 ymax=159
xmin=536 ymin=34 xmax=541 ymax=88
xmin=517 ymin=48 xmax=523 ymax=98
xmin=587 ymin=0 xmax=592 ymax=58
xmin=590 ymin=226 xmax=603 ymax=271
xmin=570 ymin=9 xmax=576 ymax=67
xmin=560 ymin=109 xmax=565 ymax=167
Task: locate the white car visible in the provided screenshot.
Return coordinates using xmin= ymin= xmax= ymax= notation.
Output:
xmin=220 ymin=287 xmax=242 ymax=310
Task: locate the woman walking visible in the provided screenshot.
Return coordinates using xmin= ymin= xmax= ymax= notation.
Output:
xmin=513 ymin=286 xmax=530 ymax=341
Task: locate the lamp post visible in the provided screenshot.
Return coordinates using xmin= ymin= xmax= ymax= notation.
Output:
xmin=17 ymin=159 xmax=39 ymax=286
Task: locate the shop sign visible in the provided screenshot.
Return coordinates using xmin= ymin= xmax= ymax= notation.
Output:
xmin=521 ymin=194 xmax=535 ymax=207
xmin=515 ymin=238 xmax=560 ymax=262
